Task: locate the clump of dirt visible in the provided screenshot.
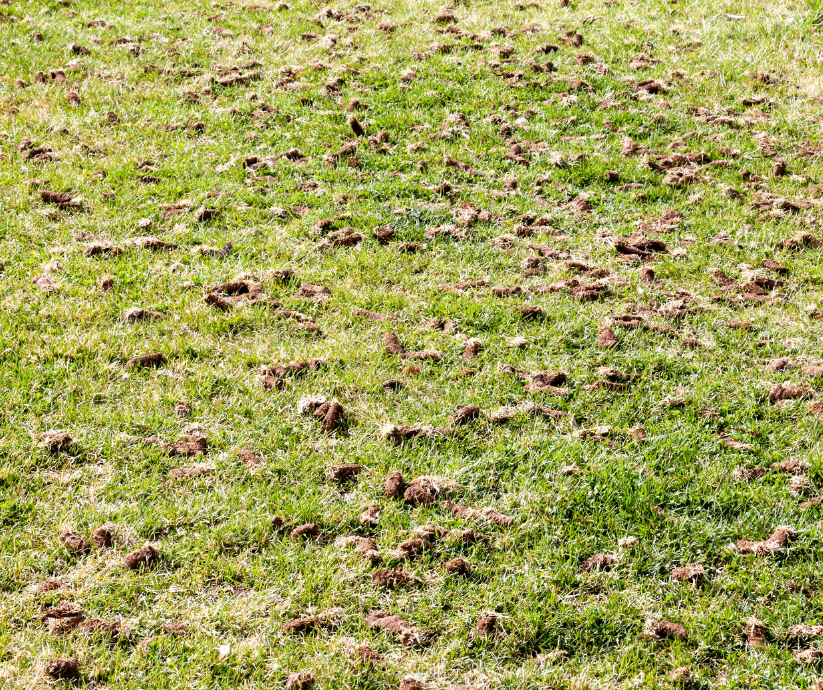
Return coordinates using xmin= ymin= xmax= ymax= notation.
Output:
xmin=439 ymin=279 xmax=488 ymax=292
xmin=761 ymin=258 xmax=789 ymax=274
xmin=385 ymin=470 xmax=405 ymax=497
xmin=261 ymin=358 xmax=325 ymax=389
xmin=373 ymin=225 xmax=395 ymax=243
xmin=444 ymin=501 xmax=513 ymax=527
xmin=414 ymin=525 xmax=450 ymax=540
xmin=359 ymin=506 xmax=380 ymax=525
xmin=60 ymin=530 xmax=90 ymax=555
xmin=286 ymin=671 xmax=315 ymax=690
xmin=354 ymin=537 xmax=381 ymax=562
xmin=39 ymin=602 xmax=85 ymax=634
xmin=238 ymin=447 xmax=262 ymax=471
xmin=91 ymin=526 xmax=113 ymax=549
xmin=645 ymin=620 xmax=689 ymax=641
xmin=123 ymin=544 xmax=158 ymax=570
xmin=316 ymin=401 xmax=345 ymax=432
xmin=126 ymin=352 xmax=165 ymax=368
xmin=355 ymin=307 xmax=395 ymax=321
xmin=204 ymin=293 xmax=233 ymax=311
xmin=451 ymin=529 xmax=490 ymax=545
xmin=670 ymin=564 xmax=705 ymax=584
xmin=168 ymin=463 xmax=214 ymax=479
xmin=81 ymin=619 xmax=121 ymax=637
xmin=40 ymin=190 xmax=81 ymax=209
xmin=404 ymin=476 xmax=456 ymax=505
xmin=291 ymin=523 xmax=318 ymax=538
xmin=580 ymin=553 xmax=615 ymax=571
xmin=771 ymin=460 xmax=807 ymax=474
xmin=788 ymin=624 xmax=823 ymax=640
xmin=453 ymin=405 xmax=481 ymax=425
xmin=45 ymin=658 xmax=80 ymax=680
xmin=669 ymin=668 xmax=693 ymax=686
xmin=522 ymin=370 xmax=569 ymax=394
xmin=516 ymin=305 xmax=545 ymax=319
xmin=597 ymin=326 xmax=618 ymax=348
xmin=365 ymin=610 xmax=421 ymax=645
xmin=328 ymin=463 xmax=362 ymax=482
xmin=745 ymin=618 xmax=767 ymax=647
xmin=295 ymin=282 xmax=331 ymax=299
xmin=461 ymin=338 xmax=483 ymax=360
xmin=794 ymin=648 xmax=823 ymax=664
xmin=385 ymin=332 xmax=405 ymax=355
xmin=444 ymin=557 xmax=470 ymax=575
xmin=400 ymin=679 xmax=424 ymax=690
xmin=299 ymin=396 xmax=346 ymax=432
xmin=736 ymin=527 xmax=795 ymax=555
xmin=122 ymin=307 xmax=166 ymax=322
xmin=372 ymin=569 xmax=414 ymax=588
xmin=284 ymin=614 xmax=328 ymax=634
xmin=393 ymin=538 xmax=431 ymax=558
xmin=769 ymin=384 xmax=810 ymax=402
xmin=84 ymin=242 xmax=123 ymax=257
xmin=474 ymin=612 xmax=500 ymax=638
xmin=31 ymin=580 xmax=65 ymax=594
xmin=33 ymin=273 xmax=56 ymax=291
xmin=128 ymin=236 xmax=179 ymax=250
xmin=168 ymin=435 xmax=208 ymax=457
xmin=356 ymin=643 xmax=385 ymax=666
xmin=382 ymin=425 xmax=454 ymax=444
xmin=39 ymin=432 xmax=74 ymax=453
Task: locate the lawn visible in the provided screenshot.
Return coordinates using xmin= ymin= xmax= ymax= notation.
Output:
xmin=2 ymin=0 xmax=823 ymax=687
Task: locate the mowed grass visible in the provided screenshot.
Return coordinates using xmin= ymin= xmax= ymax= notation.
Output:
xmin=2 ymin=0 xmax=823 ymax=686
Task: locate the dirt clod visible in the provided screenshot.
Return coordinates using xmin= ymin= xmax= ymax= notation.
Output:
xmin=444 ymin=557 xmax=470 ymax=575
xmin=581 ymin=553 xmax=615 ymax=571
xmin=745 ymin=618 xmax=767 ymax=647
xmin=366 ymin=610 xmax=421 ymax=645
xmin=394 ymin=538 xmax=430 ymax=558
xmin=168 ymin=463 xmax=214 ymax=479
xmin=385 ymin=471 xmax=405 ymax=498
xmin=670 ymin=564 xmax=705 ymax=584
xmin=474 ymin=612 xmax=500 ymax=638
xmin=454 ymin=405 xmax=481 ymax=425
xmin=737 ymin=527 xmax=795 ymax=555
xmin=319 ymin=401 xmax=345 ymax=432
xmin=646 ymin=621 xmax=689 ymax=641
xmin=286 ymin=671 xmax=315 ymax=690
xmin=91 ymin=526 xmax=113 ymax=549
xmin=328 ymin=463 xmax=363 ymax=482
xmin=238 ymin=447 xmax=262 ymax=470
xmin=461 ymin=338 xmax=483 ymax=360
xmin=372 ymin=569 xmax=414 ymax=588
xmin=81 ymin=619 xmax=121 ymax=637
xmin=168 ymin=435 xmax=208 ymax=457
xmin=399 ymin=679 xmax=424 ymax=690
xmin=127 ymin=352 xmax=165 ymax=368
xmin=40 ymin=432 xmax=74 ymax=453
xmin=60 ymin=530 xmax=90 ymax=554
xmin=45 ymin=658 xmax=80 ymax=680
xmin=769 ymin=383 xmax=810 ymax=401
xmin=284 ymin=614 xmax=327 ymax=635
xmin=123 ymin=544 xmax=158 ymax=570
xmin=356 ymin=643 xmax=385 ymax=666
xmin=291 ymin=523 xmax=318 ymax=538
xmin=597 ymin=326 xmax=618 ymax=348
xmin=354 ymin=537 xmax=381 ymax=562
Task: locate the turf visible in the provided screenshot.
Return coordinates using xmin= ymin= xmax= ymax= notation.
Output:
xmin=2 ymin=0 xmax=823 ymax=687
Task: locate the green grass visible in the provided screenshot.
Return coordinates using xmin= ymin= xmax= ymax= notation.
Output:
xmin=2 ymin=0 xmax=823 ymax=686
